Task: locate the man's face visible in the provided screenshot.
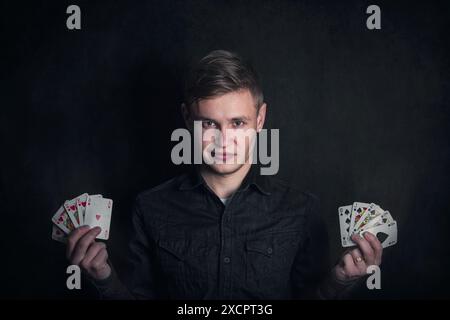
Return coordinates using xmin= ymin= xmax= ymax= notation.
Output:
xmin=184 ymin=89 xmax=266 ymax=175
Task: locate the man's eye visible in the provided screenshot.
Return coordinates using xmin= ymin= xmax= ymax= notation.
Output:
xmin=202 ymin=121 xmax=216 ymax=128
xmin=233 ymin=120 xmax=245 ymax=127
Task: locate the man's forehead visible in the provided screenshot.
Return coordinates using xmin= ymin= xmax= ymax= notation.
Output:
xmin=191 ymin=90 xmax=257 ymax=119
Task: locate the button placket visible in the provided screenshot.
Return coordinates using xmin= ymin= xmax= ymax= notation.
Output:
xmin=220 ymin=193 xmax=236 ymax=298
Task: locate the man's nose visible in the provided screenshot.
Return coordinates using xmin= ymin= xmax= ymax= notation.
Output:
xmin=217 ymin=128 xmax=234 ymax=148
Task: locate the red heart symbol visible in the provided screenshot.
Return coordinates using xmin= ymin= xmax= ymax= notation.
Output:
xmin=96 ymin=214 xmax=101 ymax=220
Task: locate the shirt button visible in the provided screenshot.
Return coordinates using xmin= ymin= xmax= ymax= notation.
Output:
xmin=267 ymin=247 xmax=273 ymax=254
xmin=224 ymin=257 xmax=231 ymax=264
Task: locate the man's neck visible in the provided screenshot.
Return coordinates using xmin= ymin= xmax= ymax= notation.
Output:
xmin=199 ymin=163 xmax=252 ymax=199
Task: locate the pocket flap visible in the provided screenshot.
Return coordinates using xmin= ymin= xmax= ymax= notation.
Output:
xmin=157 ymin=238 xmax=186 ymax=261
xmin=245 ymin=238 xmax=273 ymax=257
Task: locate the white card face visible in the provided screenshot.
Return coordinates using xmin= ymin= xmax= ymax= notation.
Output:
xmin=359 ymin=214 xmax=383 ymax=231
xmin=353 ymin=203 xmax=383 ymax=233
xmin=82 ymin=194 xmax=103 ymax=222
xmin=51 ymin=205 xmax=75 ymax=234
xmin=349 ymin=202 xmax=370 ymax=235
xmin=51 ymin=224 xmax=67 ymax=243
xmin=338 ymin=205 xmax=355 ymax=247
xmin=360 ymin=220 xmax=398 ymax=248
xmin=64 ymin=193 xmax=88 ymax=227
xmin=360 ymin=210 xmax=393 ymax=231
xmin=84 ymin=196 xmax=112 ymax=240
xmin=76 ymin=193 xmax=94 ymax=225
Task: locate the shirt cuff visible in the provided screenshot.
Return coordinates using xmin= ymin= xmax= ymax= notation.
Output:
xmin=86 ymin=264 xmax=133 ymax=299
xmin=317 ymin=271 xmax=366 ymax=300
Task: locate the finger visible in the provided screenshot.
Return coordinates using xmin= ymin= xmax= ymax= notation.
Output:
xmin=66 ymin=226 xmax=91 ymax=259
xmin=337 ymin=247 xmax=353 ymax=265
xmin=343 ymin=253 xmax=354 ymax=268
xmin=90 ymin=247 xmax=109 ymax=271
xmin=350 ymin=248 xmax=367 ymax=273
xmin=363 ymin=232 xmax=383 ymax=265
xmin=350 ymin=248 xmax=364 ymax=263
xmin=80 ymin=242 xmax=106 ymax=270
xmin=351 ymin=234 xmax=375 ymax=265
xmin=70 ymin=227 xmax=102 ymax=265
xmin=342 ymin=253 xmax=359 ymax=278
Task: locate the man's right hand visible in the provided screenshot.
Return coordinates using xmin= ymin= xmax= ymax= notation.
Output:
xmin=66 ymin=226 xmax=112 ymax=280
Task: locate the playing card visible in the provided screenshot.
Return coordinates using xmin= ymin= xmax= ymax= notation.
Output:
xmin=51 ymin=205 xmax=75 ymax=234
xmin=360 ymin=219 xmax=398 ymax=248
xmin=76 ymin=193 xmax=102 ymax=224
xmin=76 ymin=196 xmax=87 ymax=225
xmin=338 ymin=205 xmax=355 ymax=247
xmin=338 ymin=201 xmax=398 ymax=249
xmin=352 ymin=203 xmax=384 ymax=234
xmin=360 ymin=210 xmax=394 ymax=231
xmin=349 ymin=202 xmax=370 ymax=235
xmin=51 ymin=224 xmax=67 ymax=243
xmin=64 ymin=193 xmax=88 ymax=227
xmin=84 ymin=196 xmax=113 ymax=240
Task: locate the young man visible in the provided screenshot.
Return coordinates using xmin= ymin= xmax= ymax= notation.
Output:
xmin=66 ymin=50 xmax=383 ymax=299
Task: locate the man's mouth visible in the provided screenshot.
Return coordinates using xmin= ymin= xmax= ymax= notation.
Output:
xmin=212 ymin=151 xmax=236 ymax=161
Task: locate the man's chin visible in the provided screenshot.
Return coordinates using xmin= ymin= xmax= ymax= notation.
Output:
xmin=205 ymin=163 xmax=247 ymax=175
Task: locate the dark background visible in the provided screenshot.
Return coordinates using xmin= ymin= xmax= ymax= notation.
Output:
xmin=1 ymin=0 xmax=449 ymax=299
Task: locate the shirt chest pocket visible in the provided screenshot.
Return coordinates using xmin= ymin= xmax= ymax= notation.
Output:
xmin=156 ymin=238 xmax=210 ymax=296
xmin=245 ymin=231 xmax=301 ymax=289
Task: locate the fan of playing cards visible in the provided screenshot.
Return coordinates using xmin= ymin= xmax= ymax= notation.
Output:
xmin=51 ymin=193 xmax=113 ymax=243
xmin=339 ymin=202 xmax=398 ymax=248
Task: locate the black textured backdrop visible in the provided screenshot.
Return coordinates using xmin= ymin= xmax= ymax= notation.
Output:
xmin=1 ymin=0 xmax=449 ymax=299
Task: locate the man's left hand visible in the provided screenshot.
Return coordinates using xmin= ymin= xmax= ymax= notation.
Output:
xmin=333 ymin=232 xmax=383 ymax=282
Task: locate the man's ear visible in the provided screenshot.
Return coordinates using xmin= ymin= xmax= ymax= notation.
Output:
xmin=181 ymin=103 xmax=193 ymax=131
xmin=256 ymin=103 xmax=267 ymax=132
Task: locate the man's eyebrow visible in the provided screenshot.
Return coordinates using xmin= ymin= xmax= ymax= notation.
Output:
xmin=194 ymin=117 xmax=217 ymax=122
xmin=193 ymin=116 xmax=251 ymax=122
xmin=230 ymin=116 xmax=251 ymax=121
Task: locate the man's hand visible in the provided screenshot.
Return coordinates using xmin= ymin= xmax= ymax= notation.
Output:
xmin=66 ymin=226 xmax=112 ymax=280
xmin=333 ymin=232 xmax=383 ymax=282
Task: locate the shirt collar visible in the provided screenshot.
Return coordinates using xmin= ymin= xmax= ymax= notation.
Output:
xmin=178 ymin=164 xmax=272 ymax=196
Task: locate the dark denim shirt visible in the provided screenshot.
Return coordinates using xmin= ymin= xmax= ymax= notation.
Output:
xmin=93 ymin=165 xmax=353 ymax=299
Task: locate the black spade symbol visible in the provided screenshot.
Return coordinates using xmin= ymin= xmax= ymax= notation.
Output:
xmin=376 ymin=232 xmax=388 ymax=243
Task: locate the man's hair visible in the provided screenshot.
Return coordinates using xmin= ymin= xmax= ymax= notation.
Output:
xmin=183 ymin=50 xmax=264 ymax=109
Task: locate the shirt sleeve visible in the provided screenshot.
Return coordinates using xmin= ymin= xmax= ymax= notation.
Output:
xmin=88 ymin=262 xmax=133 ymax=299
xmin=123 ymin=194 xmax=160 ymax=299
xmin=291 ymin=193 xmax=331 ymax=299
xmin=290 ymin=193 xmax=366 ymax=299
xmin=90 ymin=195 xmax=159 ymax=299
